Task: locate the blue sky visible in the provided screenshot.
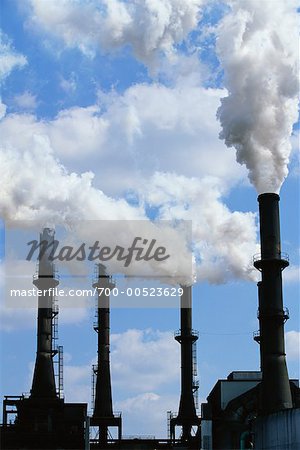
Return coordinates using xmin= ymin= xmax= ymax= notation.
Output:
xmin=0 ymin=0 xmax=299 ymax=437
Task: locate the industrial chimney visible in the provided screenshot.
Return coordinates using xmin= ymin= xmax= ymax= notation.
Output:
xmin=254 ymin=193 xmax=293 ymax=414
xmin=91 ymin=264 xmax=121 ymax=447
xmin=31 ymin=228 xmax=58 ymax=399
xmin=170 ymin=285 xmax=200 ymax=442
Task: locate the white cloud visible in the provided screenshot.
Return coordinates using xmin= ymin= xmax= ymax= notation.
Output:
xmin=60 ymin=73 xmax=77 ymax=94
xmin=116 ymin=392 xmax=178 ymax=437
xmin=0 ymin=301 xmax=36 ymax=332
xmin=0 ymin=31 xmax=28 ymax=120
xmin=13 ymin=91 xmax=38 ymax=111
xmin=61 ymin=328 xmax=180 ymax=436
xmin=0 ymin=132 xmax=144 ymax=223
xmin=283 ymin=265 xmax=299 ymax=284
xmin=111 ymin=329 xmax=179 ymax=393
xmin=0 ymin=100 xmax=6 ymax=119
xmin=0 ymin=80 xmax=260 ymax=283
xmin=285 ymin=330 xmax=300 ymax=361
xmin=0 ymin=82 xmax=246 ymax=194
xmin=27 ymin=0 xmax=204 ymax=69
xmin=0 ymin=31 xmax=27 ymax=81
xmin=0 ymin=300 xmax=89 ymax=331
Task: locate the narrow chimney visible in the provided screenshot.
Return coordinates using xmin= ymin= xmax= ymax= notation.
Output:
xmin=174 ymin=285 xmax=199 ymax=441
xmin=30 ymin=228 xmax=58 ymax=399
xmin=92 ymin=264 xmax=114 ymax=445
xmin=254 ymin=193 xmax=292 ymax=413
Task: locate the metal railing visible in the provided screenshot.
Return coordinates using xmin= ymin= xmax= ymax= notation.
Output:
xmin=253 ymin=252 xmax=289 ymax=264
xmin=174 ymin=329 xmax=199 ymax=338
xmin=33 ymin=267 xmax=60 ymax=282
xmin=253 ymin=330 xmax=260 ymax=343
xmin=92 ymin=264 xmax=115 ymax=287
xmin=122 ymin=435 xmax=155 ymax=440
xmin=257 ymin=307 xmax=289 ymax=320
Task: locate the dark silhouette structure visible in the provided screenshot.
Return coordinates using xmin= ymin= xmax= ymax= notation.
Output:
xmin=2 ymin=193 xmax=300 ymax=449
xmin=253 ymin=193 xmax=293 ymax=413
xmin=91 ymin=264 xmax=122 ymax=448
xmin=1 ymin=229 xmax=87 ymax=449
xmin=170 ymin=285 xmax=201 ymax=446
xmin=201 ymin=193 xmax=300 ymax=449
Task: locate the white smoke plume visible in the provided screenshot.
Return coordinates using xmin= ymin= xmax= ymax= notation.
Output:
xmin=141 ymin=172 xmax=258 ymax=283
xmin=0 ymin=134 xmax=144 ymax=223
xmin=1 ymin=134 xmax=195 ymax=285
xmin=0 ymin=127 xmax=257 ymax=284
xmin=0 ymin=1 xmax=261 ymax=284
xmin=27 ymin=0 xmax=203 ymax=69
xmin=217 ymin=0 xmax=299 ymax=194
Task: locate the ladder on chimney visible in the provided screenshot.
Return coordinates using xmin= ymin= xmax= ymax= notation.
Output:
xmin=93 ymin=304 xmax=99 ymax=332
xmin=52 ymin=297 xmax=59 ymax=349
xmin=53 ymin=345 xmax=64 ymax=398
xmin=91 ymin=364 xmax=98 ymax=412
xmin=58 ymin=345 xmax=64 ymax=398
xmin=193 ymin=380 xmax=199 ymax=410
xmin=192 ymin=340 xmax=199 ymax=410
xmin=192 ymin=341 xmax=197 ymax=377
xmin=51 ymin=296 xmax=63 ymax=398
xmin=167 ymin=411 xmax=171 ymax=439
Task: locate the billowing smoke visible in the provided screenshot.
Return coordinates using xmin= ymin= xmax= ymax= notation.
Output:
xmin=141 ymin=172 xmax=258 ymax=283
xmin=0 ymin=128 xmax=257 ymax=284
xmin=0 ymin=0 xmax=261 ymax=284
xmin=0 ymin=134 xmax=144 ymax=223
xmin=27 ymin=0 xmax=203 ymax=69
xmin=217 ymin=0 xmax=299 ymax=194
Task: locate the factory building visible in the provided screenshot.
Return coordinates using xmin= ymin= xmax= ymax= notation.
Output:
xmin=1 ymin=193 xmax=300 ymax=449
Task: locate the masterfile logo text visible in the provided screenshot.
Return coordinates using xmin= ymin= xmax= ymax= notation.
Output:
xmin=4 ymin=220 xmax=193 ymax=309
xmin=26 ymin=236 xmax=170 ymax=267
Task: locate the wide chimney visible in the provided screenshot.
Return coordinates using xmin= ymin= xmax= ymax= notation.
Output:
xmin=254 ymin=193 xmax=292 ymax=413
xmin=30 ymin=228 xmax=58 ymax=399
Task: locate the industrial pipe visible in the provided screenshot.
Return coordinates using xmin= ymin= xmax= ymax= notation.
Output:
xmin=30 ymin=228 xmax=58 ymax=399
xmin=254 ymin=193 xmax=292 ymax=413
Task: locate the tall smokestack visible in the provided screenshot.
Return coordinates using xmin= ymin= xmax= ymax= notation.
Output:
xmin=172 ymin=285 xmax=199 ymax=441
xmin=254 ymin=193 xmax=292 ymax=413
xmin=92 ymin=264 xmax=116 ymax=446
xmin=30 ymin=228 xmax=58 ymax=399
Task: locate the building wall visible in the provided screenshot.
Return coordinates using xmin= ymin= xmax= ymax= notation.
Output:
xmin=254 ymin=408 xmax=300 ymax=450
xmin=219 ymin=380 xmax=260 ymax=410
xmin=201 ymin=420 xmax=212 ymax=450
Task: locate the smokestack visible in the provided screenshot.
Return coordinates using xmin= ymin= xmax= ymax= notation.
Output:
xmin=30 ymin=228 xmax=58 ymax=399
xmin=173 ymin=285 xmax=199 ymax=441
xmin=254 ymin=193 xmax=292 ymax=413
xmin=92 ymin=264 xmax=115 ymax=446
